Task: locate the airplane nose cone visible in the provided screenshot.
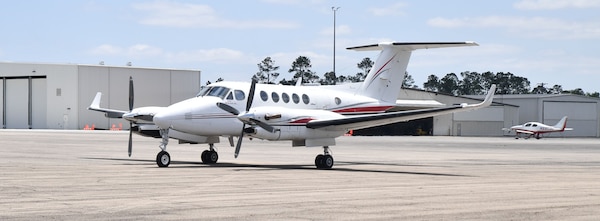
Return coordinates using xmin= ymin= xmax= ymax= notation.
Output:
xmin=153 ymin=111 xmax=172 ymax=129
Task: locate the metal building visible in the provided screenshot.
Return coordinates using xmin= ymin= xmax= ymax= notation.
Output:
xmin=397 ymin=88 xmax=519 ymax=137
xmin=487 ymin=94 xmax=600 ymax=137
xmin=0 ymin=62 xmax=201 ymax=130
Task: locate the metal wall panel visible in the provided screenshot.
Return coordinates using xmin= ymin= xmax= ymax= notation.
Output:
xmin=5 ymin=79 xmax=28 ymax=128
xmin=0 ymin=79 xmax=3 ymax=127
xmin=543 ymin=101 xmax=597 ymax=137
xmin=454 ymin=107 xmax=505 ymax=121
xmin=453 ymin=121 xmax=504 ymax=136
xmin=31 ymin=78 xmax=47 ymax=128
xmin=77 ymin=66 xmax=110 ymax=129
xmin=170 ymin=71 xmax=201 ymax=103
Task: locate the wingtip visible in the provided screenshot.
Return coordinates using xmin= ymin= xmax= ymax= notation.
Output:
xmin=484 ymin=84 xmax=497 ymax=104
xmin=89 ymin=92 xmax=102 ymax=109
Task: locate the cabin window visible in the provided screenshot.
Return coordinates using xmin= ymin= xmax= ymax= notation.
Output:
xmin=206 ymin=86 xmax=230 ymax=99
xmin=532 ymin=124 xmax=538 ymax=127
xmin=282 ymin=93 xmax=290 ymax=103
xmin=196 ymin=86 xmax=210 ymax=97
xmin=335 ymin=97 xmax=341 ymax=105
xmin=226 ymin=91 xmax=234 ymax=100
xmin=260 ymin=91 xmax=268 ymax=101
xmin=234 ymin=90 xmax=245 ymax=100
xmin=302 ymin=94 xmax=310 ymax=104
xmin=272 ymin=92 xmax=280 ymax=103
xmin=292 ymin=93 xmax=300 ymax=104
xmin=525 ymin=123 xmax=531 ymax=127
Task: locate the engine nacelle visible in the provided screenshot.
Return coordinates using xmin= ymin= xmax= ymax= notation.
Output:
xmin=243 ymin=107 xmax=346 ymax=141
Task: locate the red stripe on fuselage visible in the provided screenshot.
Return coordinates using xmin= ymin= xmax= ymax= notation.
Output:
xmin=333 ymin=106 xmax=393 ymax=114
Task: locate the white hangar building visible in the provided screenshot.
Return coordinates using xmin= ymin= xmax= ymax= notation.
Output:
xmin=366 ymin=87 xmax=600 ymax=138
xmin=0 ymin=62 xmax=201 ymax=130
xmin=483 ymin=94 xmax=600 ymax=137
xmin=391 ymin=88 xmax=519 ymax=137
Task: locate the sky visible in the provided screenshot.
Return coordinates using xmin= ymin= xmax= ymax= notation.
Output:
xmin=1 ymin=0 xmax=600 ymax=93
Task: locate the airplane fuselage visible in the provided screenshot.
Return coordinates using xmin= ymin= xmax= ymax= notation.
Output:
xmin=153 ymin=82 xmax=395 ymax=141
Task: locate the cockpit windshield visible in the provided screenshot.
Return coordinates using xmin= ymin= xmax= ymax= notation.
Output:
xmin=196 ymin=86 xmax=231 ymax=99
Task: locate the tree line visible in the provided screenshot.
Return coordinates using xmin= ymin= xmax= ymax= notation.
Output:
xmin=206 ymin=56 xmax=599 ymax=97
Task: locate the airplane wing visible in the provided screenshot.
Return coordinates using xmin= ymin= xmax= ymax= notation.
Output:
xmin=88 ymin=92 xmax=128 ymax=118
xmin=515 ymin=129 xmax=535 ymax=135
xmin=307 ymin=85 xmax=496 ymax=131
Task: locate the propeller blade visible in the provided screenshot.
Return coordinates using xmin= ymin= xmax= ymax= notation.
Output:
xmin=128 ymin=122 xmax=133 ymax=157
xmin=249 ymin=118 xmax=276 ymax=133
xmin=216 ymin=102 xmax=240 ymax=115
xmin=128 ymin=76 xmax=134 ymax=112
xmin=228 ymin=136 xmax=234 ymax=147
xmin=246 ymin=78 xmax=257 ymax=112
xmin=234 ymin=124 xmax=245 ymax=158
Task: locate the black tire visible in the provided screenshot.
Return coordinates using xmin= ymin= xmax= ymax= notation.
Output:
xmin=208 ymin=151 xmax=218 ymax=164
xmin=156 ymin=151 xmax=170 ymax=167
xmin=315 ymin=154 xmax=324 ymax=168
xmin=201 ymin=150 xmax=209 ymax=163
xmin=322 ymin=155 xmax=334 ymax=169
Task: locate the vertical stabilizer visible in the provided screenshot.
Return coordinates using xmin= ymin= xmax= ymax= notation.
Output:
xmin=347 ymin=42 xmax=478 ymax=103
xmin=553 ymin=116 xmax=568 ymax=130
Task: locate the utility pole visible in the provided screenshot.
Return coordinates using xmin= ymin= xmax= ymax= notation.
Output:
xmin=332 ymin=6 xmax=340 ymax=78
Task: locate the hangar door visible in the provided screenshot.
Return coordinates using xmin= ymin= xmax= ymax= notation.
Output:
xmin=543 ymin=101 xmax=597 ymax=137
xmin=1 ymin=76 xmax=47 ymax=129
xmin=452 ymin=107 xmax=505 ymax=136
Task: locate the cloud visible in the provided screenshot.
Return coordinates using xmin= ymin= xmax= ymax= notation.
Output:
xmin=514 ymin=0 xmax=600 ymax=10
xmin=132 ymin=1 xmax=297 ymax=29
xmin=260 ymin=0 xmax=326 ymax=5
xmin=90 ymin=44 xmax=123 ymax=55
xmin=166 ymin=48 xmax=251 ymax=64
xmin=428 ymin=16 xmax=600 ymax=39
xmin=367 ymin=2 xmax=406 ymax=16
xmin=90 ymin=44 xmax=163 ymax=58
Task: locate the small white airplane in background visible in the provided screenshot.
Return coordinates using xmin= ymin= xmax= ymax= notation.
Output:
xmin=502 ymin=116 xmax=573 ymax=139
xmin=90 ymin=41 xmax=496 ymax=169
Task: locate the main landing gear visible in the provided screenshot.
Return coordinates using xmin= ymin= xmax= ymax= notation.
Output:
xmin=201 ymin=144 xmax=219 ymax=164
xmin=314 ymin=146 xmax=334 ymax=169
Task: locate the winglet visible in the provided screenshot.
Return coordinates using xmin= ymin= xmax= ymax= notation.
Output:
xmin=464 ymin=84 xmax=496 ymax=109
xmin=89 ymin=92 xmax=102 ymax=110
xmin=87 ymin=92 xmax=127 ymax=118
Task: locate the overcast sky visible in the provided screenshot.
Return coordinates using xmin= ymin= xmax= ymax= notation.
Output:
xmin=1 ymin=0 xmax=599 ymax=93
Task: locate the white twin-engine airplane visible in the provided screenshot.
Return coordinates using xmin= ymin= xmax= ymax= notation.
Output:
xmin=89 ymin=41 xmax=496 ymax=169
xmin=502 ymin=116 xmax=573 ymax=139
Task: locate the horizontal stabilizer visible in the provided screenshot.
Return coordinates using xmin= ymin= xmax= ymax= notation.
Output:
xmin=347 ymin=41 xmax=478 ymax=51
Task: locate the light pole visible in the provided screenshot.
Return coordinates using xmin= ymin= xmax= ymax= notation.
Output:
xmin=332 ymin=6 xmax=340 ymax=83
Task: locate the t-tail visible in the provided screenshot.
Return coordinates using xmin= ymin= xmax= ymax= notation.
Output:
xmin=347 ymin=42 xmax=479 ymax=103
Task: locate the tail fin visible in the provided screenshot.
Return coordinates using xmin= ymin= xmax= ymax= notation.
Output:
xmin=553 ymin=116 xmax=568 ymax=131
xmin=347 ymin=42 xmax=478 ymax=103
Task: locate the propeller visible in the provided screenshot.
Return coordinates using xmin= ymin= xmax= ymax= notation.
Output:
xmin=216 ymin=79 xmax=276 ymax=158
xmin=128 ymin=76 xmax=134 ymax=157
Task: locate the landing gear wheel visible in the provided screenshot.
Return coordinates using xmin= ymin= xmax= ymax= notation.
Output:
xmin=156 ymin=151 xmax=170 ymax=167
xmin=315 ymin=154 xmax=334 ymax=169
xmin=201 ymin=150 xmax=218 ymax=164
xmin=315 ymin=154 xmax=324 ymax=167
